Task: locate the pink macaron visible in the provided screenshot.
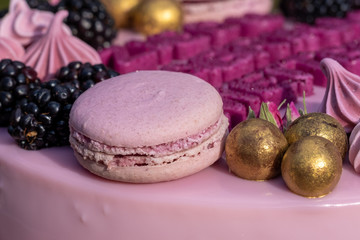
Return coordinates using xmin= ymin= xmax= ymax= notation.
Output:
xmin=69 ymin=70 xmax=229 ymax=183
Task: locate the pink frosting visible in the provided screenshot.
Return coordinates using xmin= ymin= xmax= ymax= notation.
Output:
xmin=349 ymin=122 xmax=360 ymax=173
xmin=318 ymin=58 xmax=360 ymax=132
xmin=0 ymin=36 xmax=25 ymax=60
xmin=22 ymin=10 xmax=101 ymax=81
xmin=70 ymin=117 xmax=222 ymax=157
xmin=0 ymin=0 xmax=53 ymax=47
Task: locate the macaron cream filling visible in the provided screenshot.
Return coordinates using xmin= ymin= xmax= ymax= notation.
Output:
xmin=70 ymin=114 xmax=228 ymax=169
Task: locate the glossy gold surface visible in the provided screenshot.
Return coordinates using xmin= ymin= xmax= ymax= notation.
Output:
xmin=281 ymin=136 xmax=342 ymax=198
xmin=284 ymin=112 xmax=348 ymax=160
xmin=101 ymin=0 xmax=141 ymax=28
xmin=131 ymin=0 xmax=183 ymax=35
xmin=225 ymin=118 xmax=288 ymax=181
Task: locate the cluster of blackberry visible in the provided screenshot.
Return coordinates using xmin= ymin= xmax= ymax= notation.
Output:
xmin=0 ymin=0 xmax=116 ymax=50
xmin=280 ymin=0 xmax=354 ymax=24
xmin=1 ymin=59 xmax=119 ymax=150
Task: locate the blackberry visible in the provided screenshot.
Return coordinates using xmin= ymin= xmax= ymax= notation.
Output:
xmin=352 ymin=0 xmax=360 ymax=8
xmin=280 ymin=0 xmax=352 ymax=24
xmin=56 ymin=61 xmax=119 ymax=91
xmin=7 ymin=61 xmax=119 ymax=150
xmin=26 ymin=0 xmax=56 ymax=12
xmin=56 ymin=0 xmax=117 ymax=50
xmin=0 ymin=59 xmax=40 ymax=126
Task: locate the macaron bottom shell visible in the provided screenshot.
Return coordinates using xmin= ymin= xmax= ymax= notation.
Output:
xmin=71 ymin=115 xmax=229 ymax=183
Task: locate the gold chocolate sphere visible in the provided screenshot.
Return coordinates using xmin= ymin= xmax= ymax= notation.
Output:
xmin=225 ymin=118 xmax=288 ymax=181
xmin=281 ymin=136 xmax=342 ymax=198
xmin=101 ymin=0 xmax=142 ymax=28
xmin=284 ymin=112 xmax=348 ymax=160
xmin=131 ymin=0 xmax=183 ymax=35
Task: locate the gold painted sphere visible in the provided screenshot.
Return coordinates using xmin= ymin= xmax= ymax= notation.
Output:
xmin=131 ymin=0 xmax=183 ymax=35
xmin=225 ymin=118 xmax=288 ymax=181
xmin=101 ymin=0 xmax=142 ymax=28
xmin=281 ymin=136 xmax=342 ymax=198
xmin=284 ymin=112 xmax=348 ymax=160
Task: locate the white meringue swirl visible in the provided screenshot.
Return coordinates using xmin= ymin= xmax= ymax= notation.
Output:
xmin=0 ymin=36 xmax=25 ymax=60
xmin=0 ymin=0 xmax=53 ymax=47
xmin=318 ymin=58 xmax=360 ymax=133
xmin=22 ymin=10 xmax=101 ymax=81
xmin=349 ymin=122 xmax=360 ymax=173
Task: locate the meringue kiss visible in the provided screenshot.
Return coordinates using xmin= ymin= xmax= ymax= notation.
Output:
xmin=319 ymin=58 xmax=360 ymax=133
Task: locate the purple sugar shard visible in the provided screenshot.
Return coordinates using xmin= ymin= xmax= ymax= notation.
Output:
xmin=194 ymin=64 xmax=223 ymax=88
xmin=228 ymin=72 xmax=277 ymax=90
xmin=188 ymin=51 xmax=224 ymax=87
xmin=226 ymin=37 xmax=252 ymax=49
xmin=314 ymin=47 xmax=347 ymax=61
xmin=220 ymin=52 xmax=255 ymax=82
xmin=245 ymin=85 xmax=284 ymax=106
xmin=99 ymin=46 xmax=127 ymax=67
xmin=225 ymin=13 xmax=284 ymax=37
xmin=125 ymin=40 xmax=150 ymax=55
xmin=162 ymin=59 xmax=224 ymax=88
xmin=273 ymin=58 xmax=298 ymax=70
xmin=347 ymin=9 xmax=360 ymax=21
xmin=237 ymin=71 xmax=264 ymax=83
xmin=345 ymin=40 xmax=360 ymax=52
xmin=264 ymin=66 xmax=314 ymax=96
xmin=190 ymin=48 xmax=255 ymax=84
xmin=148 ymin=31 xmax=211 ymax=61
xmin=313 ymin=26 xmax=343 ymax=49
xmin=230 ymin=43 xmax=270 ymax=70
xmin=295 ymin=58 xmax=326 ymax=87
xmin=241 ymin=45 xmax=270 ymax=70
xmin=293 ymin=24 xmax=321 ymax=52
xmin=269 ymin=29 xmax=307 ymax=55
xmin=173 ymin=34 xmax=211 ymax=60
xmin=336 ymin=53 xmax=360 ymax=76
xmin=315 ymin=17 xmax=359 ymax=44
xmin=99 ymin=46 xmax=129 ymax=71
xmin=277 ymin=82 xmax=298 ymax=103
xmin=150 ymin=43 xmax=173 ymax=66
xmin=220 ymin=88 xmax=261 ymax=115
xmin=184 ymin=21 xmax=240 ymax=48
xmin=161 ymin=61 xmax=193 ymax=74
xmin=262 ymin=39 xmax=292 ymax=62
xmin=222 ymin=98 xmax=247 ymax=129
xmin=315 ymin=17 xmax=347 ymax=27
xmin=146 ymin=31 xmax=178 ymax=65
xmin=113 ymin=49 xmax=158 ymax=74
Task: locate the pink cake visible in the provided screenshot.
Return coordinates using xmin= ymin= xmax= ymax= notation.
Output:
xmin=3 ymin=3 xmax=360 ymax=239
xmin=2 ymin=87 xmax=360 ymax=240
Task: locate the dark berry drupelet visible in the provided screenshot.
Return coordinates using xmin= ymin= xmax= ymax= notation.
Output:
xmin=0 ymin=59 xmax=40 ymax=126
xmin=280 ymin=0 xmax=353 ymax=24
xmin=7 ymin=61 xmax=119 ymax=150
xmin=26 ymin=0 xmax=56 ymax=12
xmin=7 ymin=80 xmax=80 ymax=150
xmin=56 ymin=61 xmax=119 ymax=91
xmin=56 ymin=0 xmax=117 ymax=50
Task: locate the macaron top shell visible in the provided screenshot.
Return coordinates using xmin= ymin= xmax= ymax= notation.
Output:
xmin=70 ymin=70 xmax=223 ymax=147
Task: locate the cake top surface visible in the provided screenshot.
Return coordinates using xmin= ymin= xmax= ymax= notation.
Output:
xmin=70 ymin=70 xmax=223 ymax=147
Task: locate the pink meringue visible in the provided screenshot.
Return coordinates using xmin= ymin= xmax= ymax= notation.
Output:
xmin=349 ymin=122 xmax=360 ymax=173
xmin=22 ymin=10 xmax=101 ymax=81
xmin=0 ymin=0 xmax=53 ymax=47
xmin=0 ymin=36 xmax=25 ymax=60
xmin=318 ymin=58 xmax=360 ymax=133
